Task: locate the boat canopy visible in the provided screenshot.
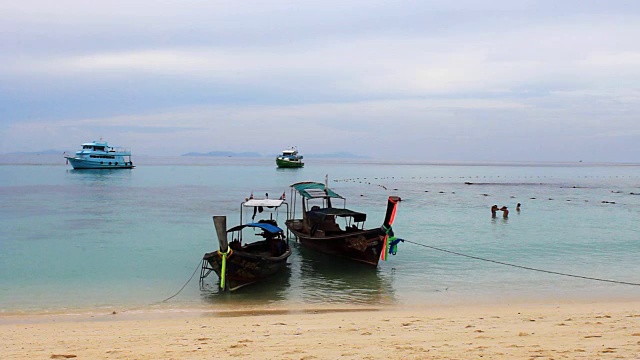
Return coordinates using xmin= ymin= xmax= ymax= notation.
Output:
xmin=227 ymin=222 xmax=284 ymax=234
xmin=306 ymin=207 xmax=367 ymax=223
xmin=243 ymin=199 xmax=284 ymax=208
xmin=290 ymin=182 xmax=343 ymax=199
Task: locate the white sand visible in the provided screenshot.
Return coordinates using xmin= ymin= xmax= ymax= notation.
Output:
xmin=2 ymin=300 xmax=639 ymax=359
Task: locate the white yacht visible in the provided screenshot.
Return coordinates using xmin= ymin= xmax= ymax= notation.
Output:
xmin=64 ymin=139 xmax=134 ymax=169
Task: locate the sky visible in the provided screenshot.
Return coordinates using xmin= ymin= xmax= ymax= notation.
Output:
xmin=1 ymin=0 xmax=639 ymax=162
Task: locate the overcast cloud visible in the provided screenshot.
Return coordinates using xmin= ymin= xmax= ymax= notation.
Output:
xmin=1 ymin=0 xmax=639 ymax=162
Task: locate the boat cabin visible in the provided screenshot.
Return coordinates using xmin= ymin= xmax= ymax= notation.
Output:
xmin=226 ymin=222 xmax=288 ymax=257
xmin=279 ymin=147 xmax=303 ymax=160
xmin=82 ymin=144 xmax=107 ymax=152
xmin=287 ymin=181 xmax=368 ymax=237
xmin=305 ymin=207 xmax=367 ymax=237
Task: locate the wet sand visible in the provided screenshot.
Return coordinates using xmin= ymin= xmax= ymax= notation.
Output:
xmin=2 ymin=300 xmax=639 ymax=359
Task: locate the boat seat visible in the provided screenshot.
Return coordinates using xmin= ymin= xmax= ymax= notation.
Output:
xmin=317 ymin=215 xmax=341 ymax=232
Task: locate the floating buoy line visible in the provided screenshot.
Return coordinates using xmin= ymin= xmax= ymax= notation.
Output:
xmin=333 ymin=174 xmax=640 ymax=189
xmin=332 ymin=175 xmax=639 ymax=204
xmin=402 ymin=239 xmax=640 ymax=286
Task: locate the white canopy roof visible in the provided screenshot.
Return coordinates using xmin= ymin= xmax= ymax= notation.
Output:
xmin=243 ymin=199 xmax=284 ymax=207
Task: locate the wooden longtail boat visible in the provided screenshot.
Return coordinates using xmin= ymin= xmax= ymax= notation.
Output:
xmin=200 ymin=198 xmax=291 ymax=291
xmin=285 ymin=181 xmax=400 ymax=266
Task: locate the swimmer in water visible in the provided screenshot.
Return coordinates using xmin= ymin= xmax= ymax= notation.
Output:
xmin=491 ymin=205 xmax=499 ymax=218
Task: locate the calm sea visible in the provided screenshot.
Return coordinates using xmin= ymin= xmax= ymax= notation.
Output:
xmin=1 ymin=155 xmax=639 ymax=314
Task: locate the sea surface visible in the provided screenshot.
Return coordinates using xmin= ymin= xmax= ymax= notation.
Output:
xmin=1 ymin=155 xmax=639 ymax=314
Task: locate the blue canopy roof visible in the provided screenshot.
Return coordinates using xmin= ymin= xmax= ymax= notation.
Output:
xmin=227 ymin=222 xmax=283 ymax=234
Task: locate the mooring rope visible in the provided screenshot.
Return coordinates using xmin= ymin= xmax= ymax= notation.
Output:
xmin=158 ymin=259 xmax=205 ymax=303
xmin=403 ymin=239 xmax=640 ymax=286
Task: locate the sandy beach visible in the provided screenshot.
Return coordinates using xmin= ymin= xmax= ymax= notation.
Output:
xmin=2 ymin=300 xmax=639 ymax=359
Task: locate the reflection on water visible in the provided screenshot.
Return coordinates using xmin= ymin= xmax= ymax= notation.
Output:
xmin=275 ymin=166 xmax=304 ymax=172
xmin=199 ymin=265 xmax=293 ymax=306
xmin=66 ymin=168 xmax=134 ymax=185
xmin=198 ymin=243 xmax=396 ymax=307
xmin=294 ymin=244 xmax=396 ymax=305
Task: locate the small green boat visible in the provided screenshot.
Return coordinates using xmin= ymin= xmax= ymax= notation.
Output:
xmin=276 ymin=147 xmax=304 ymax=168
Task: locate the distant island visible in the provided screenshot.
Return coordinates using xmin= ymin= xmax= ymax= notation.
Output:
xmin=182 ymin=151 xmax=262 ymax=157
xmin=182 ymin=151 xmax=369 ymax=159
xmin=5 ymin=149 xmax=66 ymax=155
xmin=305 ymin=152 xmax=370 ymax=159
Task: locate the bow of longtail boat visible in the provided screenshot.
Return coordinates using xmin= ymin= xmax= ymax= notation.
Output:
xmin=202 ymin=215 xmax=292 ymax=291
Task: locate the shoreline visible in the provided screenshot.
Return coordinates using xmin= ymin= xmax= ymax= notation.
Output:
xmin=2 ymin=299 xmax=639 ymax=359
xmin=2 ymin=290 xmax=639 ymax=319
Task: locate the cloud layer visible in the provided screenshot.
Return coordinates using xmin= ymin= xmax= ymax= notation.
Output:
xmin=2 ymin=1 xmax=639 ymax=161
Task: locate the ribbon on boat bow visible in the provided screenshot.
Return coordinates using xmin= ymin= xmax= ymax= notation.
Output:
xmin=381 ymin=225 xmax=402 ymax=260
xmin=381 ymin=225 xmax=404 ymax=259
xmin=380 ymin=196 xmax=401 ymax=261
xmin=388 ymin=237 xmax=405 ymax=255
xmin=217 ymin=249 xmax=233 ymax=290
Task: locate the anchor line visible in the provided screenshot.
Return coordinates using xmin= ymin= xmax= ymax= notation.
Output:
xmin=403 ymin=239 xmax=640 ymax=287
xmin=157 ymin=259 xmax=204 ymax=303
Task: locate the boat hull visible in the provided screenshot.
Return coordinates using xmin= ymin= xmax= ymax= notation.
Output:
xmin=285 ymin=221 xmax=385 ymax=266
xmin=66 ymin=157 xmax=134 ymax=169
xmin=203 ymin=241 xmax=291 ymax=291
xmin=276 ymin=158 xmax=304 ymax=168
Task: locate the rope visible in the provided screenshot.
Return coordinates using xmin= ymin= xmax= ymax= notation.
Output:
xmin=403 ymin=239 xmax=640 ymax=286
xmin=158 ymin=259 xmax=204 ymax=303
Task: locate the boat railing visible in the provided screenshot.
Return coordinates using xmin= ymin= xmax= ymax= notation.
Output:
xmin=110 ymin=147 xmax=132 ymax=155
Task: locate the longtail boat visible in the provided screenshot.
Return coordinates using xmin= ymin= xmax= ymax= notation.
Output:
xmin=200 ymin=198 xmax=291 ymax=291
xmin=285 ymin=180 xmax=400 ymax=266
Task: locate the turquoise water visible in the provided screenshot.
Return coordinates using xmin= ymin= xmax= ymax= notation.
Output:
xmin=1 ymin=155 xmax=639 ymax=313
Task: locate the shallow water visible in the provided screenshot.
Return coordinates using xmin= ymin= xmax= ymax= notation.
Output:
xmin=1 ymin=155 xmax=639 ymax=313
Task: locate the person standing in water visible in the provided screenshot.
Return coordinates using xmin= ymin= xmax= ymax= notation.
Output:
xmin=500 ymin=206 xmax=509 ymax=218
xmin=491 ymin=205 xmax=499 ymax=218
xmin=516 ymin=203 xmax=521 ymax=212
